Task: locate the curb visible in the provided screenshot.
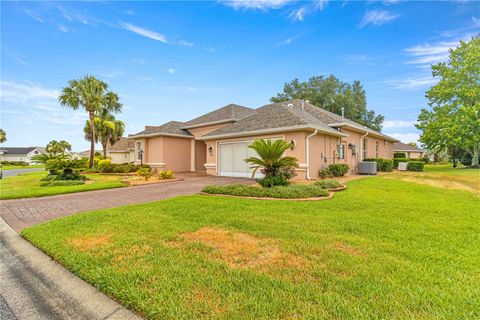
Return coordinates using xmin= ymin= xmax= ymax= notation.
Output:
xmin=0 ymin=218 xmax=142 ymax=320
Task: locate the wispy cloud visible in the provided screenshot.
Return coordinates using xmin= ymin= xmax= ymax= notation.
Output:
xmin=275 ymin=37 xmax=296 ymax=46
xmin=167 ymin=68 xmax=176 ymax=74
xmin=384 ymin=132 xmax=420 ymax=144
xmin=0 ymin=81 xmax=59 ymax=104
xmin=120 ymin=22 xmax=168 ymax=43
xmin=220 ymin=0 xmax=293 ymax=10
xmin=382 ymin=120 xmax=416 ymax=129
xmin=358 ymin=10 xmax=399 ymax=29
xmin=178 ymin=39 xmax=194 ymax=47
xmin=57 ymin=24 xmax=69 ymax=33
xmin=288 ymin=0 xmax=329 ymax=21
xmin=384 ymin=76 xmax=438 ymax=90
xmin=135 ymin=76 xmax=154 ymax=82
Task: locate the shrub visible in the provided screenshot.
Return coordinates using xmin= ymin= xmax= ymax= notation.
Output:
xmin=159 ymin=170 xmax=175 ymax=179
xmin=394 ymin=152 xmax=407 ymax=158
xmin=314 ymin=179 xmax=341 ymax=189
xmin=137 ymin=167 xmax=153 ymax=180
xmin=97 ymin=159 xmax=112 ymax=170
xmin=461 ymin=154 xmax=472 ymax=166
xmin=55 ymin=172 xmax=86 ymax=181
xmin=202 ymin=184 xmax=329 ymax=199
xmin=327 ymin=164 xmax=349 ymax=177
xmin=364 ymin=158 xmax=393 ymax=172
xmin=393 ymin=158 xmax=409 ymax=169
xmin=256 ymin=175 xmax=290 ymax=188
xmin=407 ymin=161 xmax=425 ymax=172
xmin=318 ymin=168 xmax=331 ymax=179
xmin=40 ymin=180 xmax=85 ymax=187
xmin=1 ymin=161 xmax=29 ymax=166
xmin=421 ymin=157 xmax=431 ymax=164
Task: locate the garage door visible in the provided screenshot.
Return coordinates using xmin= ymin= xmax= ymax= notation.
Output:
xmin=218 ymin=141 xmax=261 ymax=178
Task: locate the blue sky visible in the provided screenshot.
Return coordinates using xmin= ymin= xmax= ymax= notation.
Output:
xmin=1 ymin=0 xmax=479 ymax=151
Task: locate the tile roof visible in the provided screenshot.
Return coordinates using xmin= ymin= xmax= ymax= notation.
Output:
xmin=108 ymin=137 xmax=134 ymax=152
xmin=394 ymin=142 xmax=424 ymax=152
xmin=182 ymin=104 xmax=256 ymax=128
xmin=130 ymin=121 xmax=193 ymax=138
xmin=0 ymin=147 xmax=39 ymax=155
xmin=203 ymin=100 xmax=345 ymax=138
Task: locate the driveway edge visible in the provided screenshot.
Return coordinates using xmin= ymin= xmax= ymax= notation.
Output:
xmin=0 ymin=218 xmax=142 ymax=319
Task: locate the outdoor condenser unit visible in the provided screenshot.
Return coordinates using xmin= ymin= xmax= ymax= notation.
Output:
xmin=359 ymin=161 xmax=377 ymax=175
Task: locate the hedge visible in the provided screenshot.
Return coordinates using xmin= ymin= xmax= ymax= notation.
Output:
xmin=393 ymin=158 xmax=409 ymax=169
xmin=394 ymin=152 xmax=407 ymax=158
xmin=327 ymin=164 xmax=349 ymax=177
xmin=314 ymin=179 xmax=341 ymax=189
xmin=407 ymin=161 xmax=424 ymax=172
xmin=202 ymin=184 xmax=329 ymax=199
xmin=364 ymin=158 xmax=393 ymax=172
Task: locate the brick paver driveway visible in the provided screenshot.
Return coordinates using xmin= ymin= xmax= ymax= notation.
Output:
xmin=0 ymin=174 xmax=251 ymax=232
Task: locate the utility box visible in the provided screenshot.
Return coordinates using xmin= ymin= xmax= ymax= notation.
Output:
xmin=398 ymin=162 xmax=407 ymax=171
xmin=359 ymin=161 xmax=377 ymax=175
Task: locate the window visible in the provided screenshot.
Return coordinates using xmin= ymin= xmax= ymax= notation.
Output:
xmin=363 ymin=138 xmax=368 ymax=160
xmin=375 ymin=141 xmax=379 ymax=158
xmin=136 ymin=142 xmax=142 ymax=160
xmin=337 ymin=144 xmax=345 ymax=159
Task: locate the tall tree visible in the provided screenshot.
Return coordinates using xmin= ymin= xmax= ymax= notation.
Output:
xmin=84 ymin=112 xmax=125 ymax=158
xmin=46 ymin=140 xmax=72 ymax=156
xmin=0 ymin=129 xmax=6 ymax=143
xmin=59 ymin=75 xmax=122 ymax=168
xmin=416 ymin=35 xmax=480 ymax=167
xmin=271 ymin=75 xmax=384 ymax=131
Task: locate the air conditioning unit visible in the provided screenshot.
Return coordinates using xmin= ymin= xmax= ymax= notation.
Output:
xmin=398 ymin=162 xmax=407 ymax=171
xmin=359 ymin=161 xmax=377 ymax=175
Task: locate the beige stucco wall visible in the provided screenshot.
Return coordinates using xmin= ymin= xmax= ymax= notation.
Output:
xmin=405 ymin=151 xmax=423 ymax=159
xmin=161 ymin=136 xmax=192 ymax=172
xmin=187 ymin=122 xmax=233 ymax=139
xmin=108 ymin=151 xmax=134 ymax=164
xmin=195 ymin=140 xmax=207 ymax=171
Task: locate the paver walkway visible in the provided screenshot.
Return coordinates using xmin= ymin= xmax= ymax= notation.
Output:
xmin=1 ymin=175 xmax=251 ymax=232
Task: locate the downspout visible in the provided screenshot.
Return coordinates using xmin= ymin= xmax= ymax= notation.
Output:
xmin=360 ymin=132 xmax=369 ymax=161
xmin=306 ymin=129 xmax=318 ymax=180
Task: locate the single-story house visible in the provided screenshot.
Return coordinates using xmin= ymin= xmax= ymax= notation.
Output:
xmin=77 ymin=150 xmax=102 ymax=158
xmin=129 ymin=100 xmax=398 ymax=179
xmin=393 ymin=142 xmax=425 ymax=159
xmin=107 ymin=137 xmax=135 ymax=163
xmin=0 ymin=147 xmax=46 ymax=164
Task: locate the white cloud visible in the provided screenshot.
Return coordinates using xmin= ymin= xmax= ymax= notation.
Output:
xmin=178 ymin=39 xmax=194 ymax=47
xmin=384 ymin=76 xmax=438 ymax=90
xmin=385 ymin=132 xmax=420 ymax=144
xmin=382 ymin=120 xmax=416 ymax=129
xmin=275 ymin=37 xmax=296 ymax=46
xmin=120 ymin=22 xmax=168 ymax=43
xmin=220 ymin=0 xmax=292 ymax=10
xmin=57 ymin=24 xmax=69 ymax=33
xmin=288 ymin=0 xmax=328 ymax=21
xmin=289 ymin=7 xmax=307 ymax=21
xmin=167 ymin=68 xmax=176 ymax=74
xmin=358 ymin=10 xmax=399 ymax=29
xmin=314 ymin=0 xmax=329 ymax=10
xmin=0 ymin=81 xmax=59 ymax=104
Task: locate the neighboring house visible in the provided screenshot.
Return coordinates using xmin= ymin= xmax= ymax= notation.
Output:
xmin=130 ymin=100 xmax=398 ymax=179
xmin=0 ymin=147 xmax=46 ymax=164
xmin=393 ymin=142 xmax=425 ymax=159
xmin=78 ymin=150 xmax=101 ymax=158
xmin=107 ymin=137 xmax=135 ymax=163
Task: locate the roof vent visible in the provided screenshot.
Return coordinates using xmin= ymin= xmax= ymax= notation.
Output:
xmin=287 ymin=103 xmax=294 ymax=109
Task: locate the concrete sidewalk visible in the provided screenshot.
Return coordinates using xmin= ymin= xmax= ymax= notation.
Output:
xmin=0 ymin=218 xmax=141 ymax=320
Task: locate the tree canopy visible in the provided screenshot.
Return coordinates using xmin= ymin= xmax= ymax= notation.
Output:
xmin=59 ymin=75 xmax=122 ymax=168
xmin=0 ymin=129 xmax=6 ymax=143
xmin=416 ymin=35 xmax=480 ymax=167
xmin=271 ymin=75 xmax=384 ymax=131
xmin=84 ymin=112 xmax=125 ymax=158
xmin=46 ymin=140 xmax=71 ymax=156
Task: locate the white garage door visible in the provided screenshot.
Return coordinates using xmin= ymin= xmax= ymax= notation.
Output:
xmin=219 ymin=141 xmax=261 ymax=178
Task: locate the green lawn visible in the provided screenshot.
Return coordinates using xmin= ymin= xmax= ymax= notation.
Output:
xmin=22 ymin=170 xmax=480 ymax=319
xmin=1 ymin=164 xmax=44 ymax=170
xmin=0 ymin=171 xmax=127 ymax=199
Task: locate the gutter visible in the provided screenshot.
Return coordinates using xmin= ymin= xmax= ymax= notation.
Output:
xmin=305 ymin=129 xmax=318 ymax=180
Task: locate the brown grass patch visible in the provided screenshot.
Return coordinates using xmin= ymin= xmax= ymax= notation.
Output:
xmin=174 ymin=227 xmax=307 ymax=270
xmin=331 ymin=242 xmax=364 ymax=257
xmin=384 ymin=173 xmax=479 ymax=194
xmin=113 ymin=244 xmax=153 ymax=262
xmin=68 ymin=234 xmax=112 ymax=251
xmin=184 ymin=287 xmax=227 ymax=315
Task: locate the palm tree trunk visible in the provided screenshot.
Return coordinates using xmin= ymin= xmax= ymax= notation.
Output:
xmin=102 ymin=143 xmax=107 ymax=158
xmin=89 ymin=111 xmax=95 ymax=168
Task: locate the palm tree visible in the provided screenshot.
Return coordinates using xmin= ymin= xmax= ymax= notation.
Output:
xmin=46 ymin=140 xmax=72 ymax=156
xmin=84 ymin=113 xmax=125 ymax=158
xmin=245 ymin=139 xmax=298 ymax=177
xmin=0 ymin=129 xmax=6 ymax=143
xmin=59 ymin=75 xmax=122 ymax=168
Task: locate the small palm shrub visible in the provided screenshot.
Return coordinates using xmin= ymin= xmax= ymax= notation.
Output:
xmin=137 ymin=167 xmax=153 ymax=180
xmin=245 ymin=139 xmax=298 ymax=187
xmin=327 ymin=164 xmax=349 ymax=177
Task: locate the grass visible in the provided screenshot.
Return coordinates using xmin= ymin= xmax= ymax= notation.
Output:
xmin=21 ymin=168 xmax=480 ymax=319
xmin=1 ymin=164 xmax=43 ymax=170
xmin=384 ymin=164 xmax=480 ymax=194
xmin=0 ymin=171 xmax=127 ymax=200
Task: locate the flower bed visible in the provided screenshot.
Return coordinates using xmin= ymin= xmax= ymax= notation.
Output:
xmin=201 ymin=184 xmax=329 ymax=200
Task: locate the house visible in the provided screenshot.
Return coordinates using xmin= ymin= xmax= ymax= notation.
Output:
xmin=0 ymin=147 xmax=46 ymax=164
xmin=393 ymin=142 xmax=425 ymax=159
xmin=107 ymin=137 xmax=135 ymax=163
xmin=129 ymin=100 xmax=398 ymax=179
xmin=77 ymin=150 xmax=102 ymax=158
